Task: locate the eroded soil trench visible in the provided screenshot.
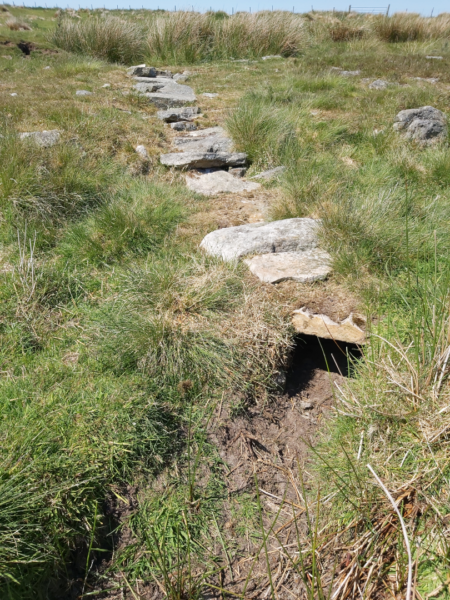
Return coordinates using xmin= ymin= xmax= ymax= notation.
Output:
xmin=206 ymin=336 xmax=361 ymax=597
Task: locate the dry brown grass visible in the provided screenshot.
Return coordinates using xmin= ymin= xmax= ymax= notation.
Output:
xmin=6 ymin=17 xmax=31 ymax=31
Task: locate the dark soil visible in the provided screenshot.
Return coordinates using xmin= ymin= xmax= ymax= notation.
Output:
xmin=204 ymin=335 xmax=362 ymax=598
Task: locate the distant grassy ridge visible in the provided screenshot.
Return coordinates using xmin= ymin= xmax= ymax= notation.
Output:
xmin=50 ymin=10 xmax=450 ymax=65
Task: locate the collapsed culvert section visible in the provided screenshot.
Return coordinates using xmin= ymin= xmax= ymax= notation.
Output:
xmin=285 ymin=334 xmax=363 ymax=399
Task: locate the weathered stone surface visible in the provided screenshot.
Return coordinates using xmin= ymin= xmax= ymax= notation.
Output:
xmin=135 ymin=144 xmax=149 ymax=159
xmin=76 ymin=90 xmax=92 ymax=96
xmin=251 ymin=166 xmax=286 ymax=180
xmin=143 ymin=82 xmax=196 ymax=108
xmin=160 ymin=151 xmax=247 ymax=170
xmin=133 ymin=77 xmax=176 ymax=86
xmin=157 ymin=107 xmax=200 ymax=122
xmin=186 ymin=127 xmax=224 ymax=137
xmin=369 ymin=79 xmax=389 ymax=90
xmin=186 ymin=170 xmax=261 ymax=196
xmin=173 ymin=129 xmax=232 ymax=153
xmin=229 ymin=167 xmax=247 ymax=178
xmin=200 ymin=218 xmax=320 ymax=262
xmin=244 ymin=250 xmax=331 ymax=283
xmin=19 ymin=130 xmax=60 ymax=147
xmin=393 ymin=106 xmax=447 ymax=143
xmin=127 ymin=64 xmax=173 ymax=78
xmin=170 ymin=121 xmax=197 ymax=131
xmin=173 ymin=72 xmax=188 ymax=82
xmin=292 ymin=308 xmax=366 ymax=344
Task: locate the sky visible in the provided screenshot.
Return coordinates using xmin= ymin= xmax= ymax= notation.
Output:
xmin=17 ymin=0 xmax=443 ymax=18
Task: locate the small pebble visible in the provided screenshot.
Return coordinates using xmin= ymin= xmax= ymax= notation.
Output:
xmin=10 ymin=93 xmax=17 ymax=97
xmin=102 ymin=83 xmax=111 ymax=88
xmin=44 ymin=66 xmax=50 ymax=70
xmin=202 ymin=92 xmax=218 ymax=98
xmin=135 ymin=144 xmax=149 ymax=159
xmin=76 ymin=90 xmax=92 ymax=96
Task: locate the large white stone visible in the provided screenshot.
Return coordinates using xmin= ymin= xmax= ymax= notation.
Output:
xmin=292 ymin=308 xmax=366 ymax=344
xmin=244 ymin=250 xmax=331 ymax=283
xmin=186 ymin=170 xmax=261 ymax=196
xmin=200 ymin=218 xmax=320 ymax=262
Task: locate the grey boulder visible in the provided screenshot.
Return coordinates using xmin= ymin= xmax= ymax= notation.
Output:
xmin=160 ymin=151 xmax=247 ymax=170
xmin=157 ymin=107 xmax=200 ymax=122
xmin=186 ymin=170 xmax=261 ymax=196
xmin=393 ymin=106 xmax=447 ymax=143
xmin=244 ymin=249 xmax=331 ymax=283
xmin=19 ymin=130 xmax=60 ymax=147
xmin=200 ymin=218 xmax=321 ymax=262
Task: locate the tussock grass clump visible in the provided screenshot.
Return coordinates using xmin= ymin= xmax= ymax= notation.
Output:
xmin=0 ymin=128 xmax=117 ymax=247
xmin=6 ymin=17 xmax=31 ymax=30
xmin=52 ymin=15 xmax=145 ymax=63
xmin=372 ymin=12 xmax=427 ymax=42
xmin=95 ymin=256 xmax=291 ymax=394
xmin=61 ymin=181 xmax=185 ymax=266
xmin=226 ymin=93 xmax=298 ymax=169
xmin=147 ymin=11 xmax=307 ymax=63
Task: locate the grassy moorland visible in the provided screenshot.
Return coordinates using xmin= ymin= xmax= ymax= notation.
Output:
xmin=1 ymin=5 xmax=450 ymax=600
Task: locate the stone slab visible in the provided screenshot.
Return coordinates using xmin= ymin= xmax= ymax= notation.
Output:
xmin=160 ymin=151 xmax=247 ymax=169
xmin=292 ymin=308 xmax=366 ymax=344
xmin=173 ymin=132 xmax=232 ymax=153
xmin=170 ymin=122 xmax=197 ymax=131
xmin=157 ymin=107 xmax=200 ymax=122
xmin=200 ymin=218 xmax=320 ymax=262
xmin=144 ymin=82 xmax=196 ymax=108
xmin=186 ymin=170 xmax=261 ymax=196
xmin=244 ymin=250 xmax=331 ymax=283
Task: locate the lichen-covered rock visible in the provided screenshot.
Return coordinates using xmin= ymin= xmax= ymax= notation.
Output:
xmin=393 ymin=106 xmax=447 ymax=143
